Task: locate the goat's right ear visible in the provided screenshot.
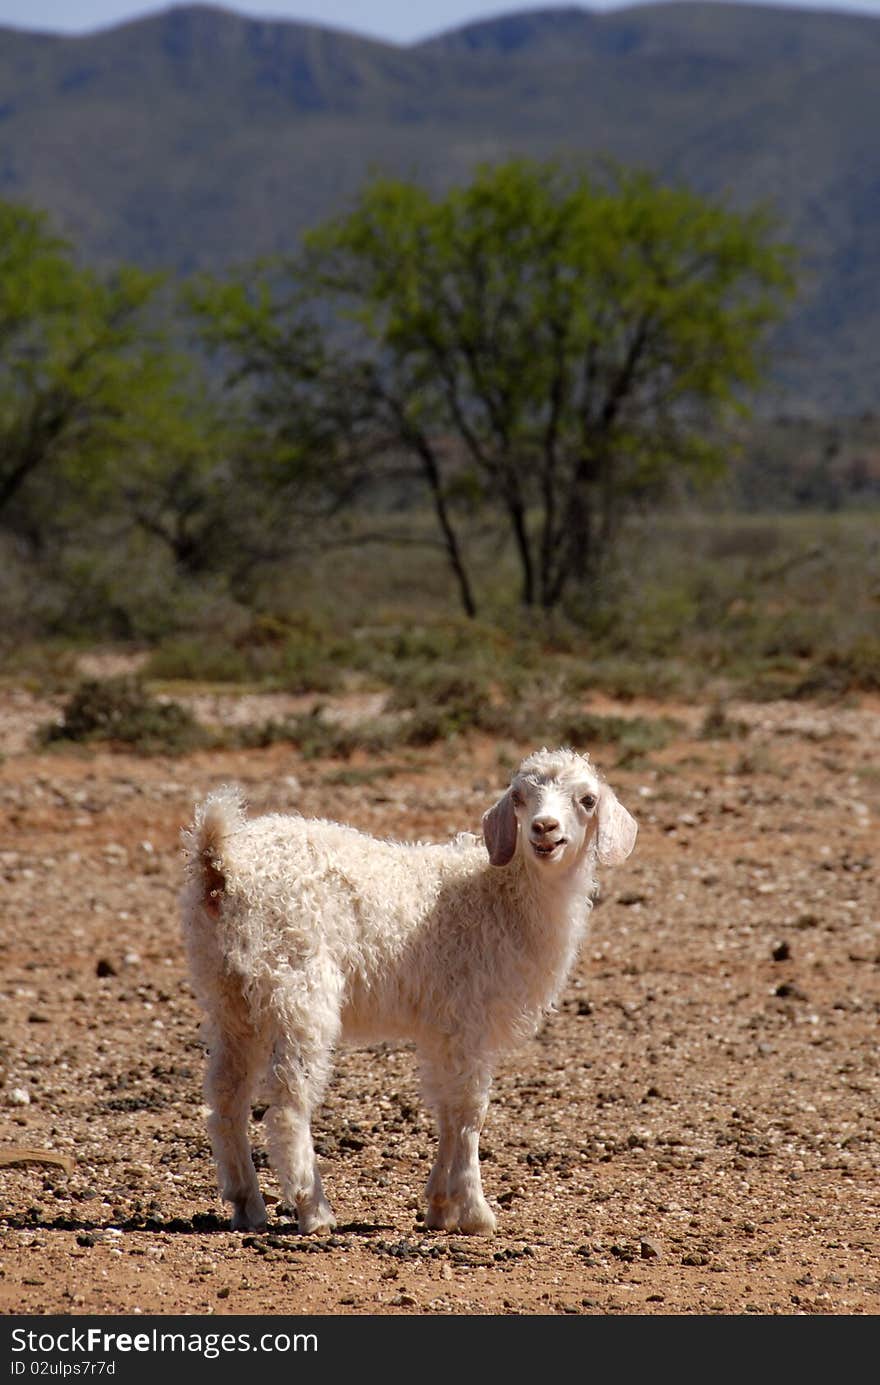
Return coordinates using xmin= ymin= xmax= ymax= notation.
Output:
xmin=482 ymin=789 xmax=518 ymax=867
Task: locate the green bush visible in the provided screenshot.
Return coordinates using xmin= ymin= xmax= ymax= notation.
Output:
xmin=144 ymin=637 xmax=253 ymax=684
xmin=0 ymin=642 xmax=83 ymax=693
xmin=549 ymin=711 xmax=679 ymax=757
xmin=560 ymin=656 xmax=694 ymax=701
xmin=384 ymin=662 xmax=491 ymax=710
xmin=144 ymin=616 xmax=355 ymax=692
xmin=699 ymin=702 xmax=750 ymax=740
xmin=40 ymin=676 xmax=211 ymax=755
xmin=238 ymin=709 xmax=398 ymax=759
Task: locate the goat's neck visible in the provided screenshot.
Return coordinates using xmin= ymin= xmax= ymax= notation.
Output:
xmin=504 ymin=850 xmax=596 ymax=1016
xmin=517 ymin=850 xmax=596 ymax=934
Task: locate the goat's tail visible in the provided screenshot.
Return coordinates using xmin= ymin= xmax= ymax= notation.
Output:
xmin=181 ymin=785 xmax=247 ymax=916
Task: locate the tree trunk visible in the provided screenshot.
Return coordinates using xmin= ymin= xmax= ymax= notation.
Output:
xmin=507 ymin=495 xmax=535 ymax=606
xmin=377 ymin=386 xmax=479 ymax=619
xmin=543 ymin=480 xmax=595 ymax=610
xmin=411 ymin=434 xmax=478 ymax=618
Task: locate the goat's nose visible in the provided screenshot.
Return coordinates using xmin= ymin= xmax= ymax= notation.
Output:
xmin=531 ymin=815 xmax=560 ymax=837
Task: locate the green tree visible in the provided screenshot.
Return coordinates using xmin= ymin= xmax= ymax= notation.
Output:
xmin=188 ymin=161 xmax=795 ymax=616
xmin=184 ymin=269 xmax=447 ymax=587
xmin=306 ymin=161 xmax=795 ymax=612
xmin=0 ymin=200 xmax=186 ymax=547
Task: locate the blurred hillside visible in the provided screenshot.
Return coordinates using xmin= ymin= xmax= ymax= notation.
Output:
xmin=1 ymin=2 xmax=879 ymax=412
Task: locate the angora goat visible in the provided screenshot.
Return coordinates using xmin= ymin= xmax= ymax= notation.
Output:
xmin=180 ymin=747 xmax=637 ymax=1236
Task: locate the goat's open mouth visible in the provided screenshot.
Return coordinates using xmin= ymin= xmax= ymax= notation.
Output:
xmin=531 ymin=837 xmax=566 ymax=858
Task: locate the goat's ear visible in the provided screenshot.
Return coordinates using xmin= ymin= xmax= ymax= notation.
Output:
xmin=596 ymin=787 xmax=638 ymax=865
xmin=482 ymin=789 xmax=518 ymax=867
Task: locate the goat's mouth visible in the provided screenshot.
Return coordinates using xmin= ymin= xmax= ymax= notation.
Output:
xmin=530 ymin=837 xmax=567 ymax=859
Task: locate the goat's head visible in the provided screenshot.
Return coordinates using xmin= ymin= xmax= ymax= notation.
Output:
xmin=482 ymin=747 xmax=637 ymax=873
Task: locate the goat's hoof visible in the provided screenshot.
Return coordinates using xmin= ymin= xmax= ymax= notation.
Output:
xmin=297 ymin=1205 xmax=337 ymax=1236
xmin=425 ymin=1202 xmax=458 ymax=1232
xmin=456 ymin=1205 xmax=497 ymax=1236
xmin=230 ymin=1205 xmax=268 ymax=1233
xmin=229 ymin=1189 xmax=268 ymax=1231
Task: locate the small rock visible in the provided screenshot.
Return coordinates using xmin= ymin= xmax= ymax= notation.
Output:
xmin=609 ymin=1243 xmax=637 ymax=1262
xmin=640 ymin=1238 xmax=662 ymax=1260
xmin=772 ymin=942 xmax=791 ymax=962
xmin=795 ymin=912 xmax=819 ymax=929
xmin=7 ymin=1088 xmax=30 ymax=1107
xmin=775 ymin=981 xmax=807 ymax=1000
xmin=0 ymin=1148 xmax=74 ymax=1174
xmin=95 ymin=958 xmax=117 ymax=978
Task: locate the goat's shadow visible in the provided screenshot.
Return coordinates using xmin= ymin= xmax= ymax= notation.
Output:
xmin=2 ymin=1210 xmax=395 ymax=1239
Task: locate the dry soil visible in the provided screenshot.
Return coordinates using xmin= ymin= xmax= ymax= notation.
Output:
xmin=1 ymin=674 xmax=878 ymax=1317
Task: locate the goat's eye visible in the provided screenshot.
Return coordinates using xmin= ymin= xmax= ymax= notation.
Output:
xmin=511 ymin=790 xmax=524 ymax=808
xmin=580 ymin=793 xmax=597 ymax=811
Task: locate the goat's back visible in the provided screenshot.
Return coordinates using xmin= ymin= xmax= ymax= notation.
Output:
xmin=181 ymin=791 xmax=583 ymax=1053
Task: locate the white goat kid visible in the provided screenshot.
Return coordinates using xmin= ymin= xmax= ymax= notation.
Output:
xmin=180 ymin=747 xmax=637 ymax=1236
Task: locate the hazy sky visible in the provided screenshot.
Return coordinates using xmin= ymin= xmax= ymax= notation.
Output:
xmin=1 ymin=0 xmax=879 ymax=45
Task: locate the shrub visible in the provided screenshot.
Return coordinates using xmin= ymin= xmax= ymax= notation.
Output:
xmin=384 ymin=662 xmax=492 ymax=712
xmin=560 ymin=656 xmax=694 ymax=702
xmin=238 ymin=709 xmax=398 ymax=759
xmin=699 ymin=703 xmax=750 ymax=740
xmin=550 ymin=711 xmax=679 ymax=757
xmin=144 ymin=638 xmax=252 ymax=684
xmin=40 ymin=676 xmax=211 ymax=755
xmin=0 ymin=642 xmax=83 ymax=693
xmin=790 ymin=637 xmax=880 ymax=697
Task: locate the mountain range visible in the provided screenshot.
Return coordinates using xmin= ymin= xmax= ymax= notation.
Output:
xmin=1 ymin=2 xmax=879 ymax=412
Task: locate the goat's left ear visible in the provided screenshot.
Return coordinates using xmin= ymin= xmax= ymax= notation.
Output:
xmin=482 ymin=789 xmax=518 ymax=867
xmin=596 ymin=787 xmax=638 ymax=865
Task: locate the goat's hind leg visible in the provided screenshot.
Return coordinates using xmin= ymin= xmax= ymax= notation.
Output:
xmin=263 ymin=1007 xmax=338 ymax=1235
xmin=204 ymin=1027 xmax=269 ymax=1232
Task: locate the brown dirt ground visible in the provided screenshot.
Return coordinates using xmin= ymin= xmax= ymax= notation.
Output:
xmin=1 ymin=675 xmax=878 ymax=1318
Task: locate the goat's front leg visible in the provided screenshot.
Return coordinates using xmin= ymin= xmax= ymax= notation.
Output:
xmin=421 ymin=1048 xmax=496 ymax=1236
xmin=445 ymin=1104 xmax=496 ymax=1235
xmin=424 ymin=1118 xmax=456 ymax=1232
xmin=204 ymin=1027 xmax=269 ymax=1232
